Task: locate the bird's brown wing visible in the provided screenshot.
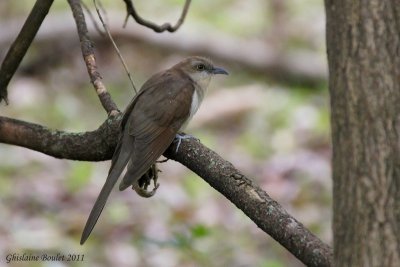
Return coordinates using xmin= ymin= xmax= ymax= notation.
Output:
xmin=119 ymin=71 xmax=194 ymax=190
xmin=80 ymin=83 xmax=153 ymax=245
xmin=80 ymin=70 xmax=194 ymax=244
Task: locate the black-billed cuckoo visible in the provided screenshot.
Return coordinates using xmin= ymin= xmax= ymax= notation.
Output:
xmin=80 ymin=56 xmax=228 ymax=244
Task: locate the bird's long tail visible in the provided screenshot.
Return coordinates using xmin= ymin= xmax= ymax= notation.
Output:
xmin=80 ymin=133 xmax=132 ymax=245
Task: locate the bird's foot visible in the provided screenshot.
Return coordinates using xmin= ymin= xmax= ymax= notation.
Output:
xmin=133 ymin=182 xmax=159 ymax=198
xmin=132 ymin=164 xmax=160 ymax=198
xmin=173 ymin=133 xmax=198 ymax=153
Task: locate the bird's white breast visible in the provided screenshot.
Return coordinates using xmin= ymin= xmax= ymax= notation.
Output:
xmin=188 ymin=72 xmax=210 ymax=119
xmin=181 ymin=71 xmax=210 ymax=130
xmin=189 ymin=89 xmax=201 ymax=118
xmin=180 ymin=89 xmax=202 ymax=130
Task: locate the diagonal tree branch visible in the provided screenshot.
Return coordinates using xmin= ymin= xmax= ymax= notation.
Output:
xmin=122 ymin=0 xmax=191 ymax=32
xmin=68 ymin=0 xmax=119 ymax=115
xmin=0 ymin=0 xmax=54 ymax=104
xmin=0 ymin=115 xmax=333 ymax=267
xmin=165 ymin=142 xmax=333 ymax=267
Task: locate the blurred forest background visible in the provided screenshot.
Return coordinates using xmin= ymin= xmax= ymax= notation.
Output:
xmin=0 ymin=0 xmax=330 ymax=266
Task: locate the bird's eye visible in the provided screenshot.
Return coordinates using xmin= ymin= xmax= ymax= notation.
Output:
xmin=196 ymin=64 xmax=205 ymax=71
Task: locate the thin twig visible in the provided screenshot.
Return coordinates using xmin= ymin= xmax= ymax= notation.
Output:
xmin=94 ymin=0 xmax=138 ymax=94
xmin=67 ymin=0 xmax=119 ymax=116
xmin=81 ymin=0 xmax=106 ymax=37
xmin=122 ymin=0 xmax=191 ymax=33
xmin=0 ymin=0 xmax=54 ymax=104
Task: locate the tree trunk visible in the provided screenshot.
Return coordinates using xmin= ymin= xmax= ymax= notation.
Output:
xmin=325 ymin=0 xmax=400 ymax=266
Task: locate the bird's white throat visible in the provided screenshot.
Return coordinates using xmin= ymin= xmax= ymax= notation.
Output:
xmin=180 ymin=82 xmax=207 ymax=131
xmin=183 ymin=71 xmax=212 ymax=129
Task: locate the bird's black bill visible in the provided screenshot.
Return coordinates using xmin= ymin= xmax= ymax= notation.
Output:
xmin=212 ymin=67 xmax=229 ymax=75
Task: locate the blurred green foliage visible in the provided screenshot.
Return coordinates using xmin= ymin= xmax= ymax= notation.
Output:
xmin=65 ymin=162 xmax=92 ymax=193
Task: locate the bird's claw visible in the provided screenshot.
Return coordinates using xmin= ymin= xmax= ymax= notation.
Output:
xmin=173 ymin=133 xmax=198 ymax=153
xmin=132 ymin=164 xmax=160 ymax=198
xmin=132 ymin=182 xmax=159 ymax=198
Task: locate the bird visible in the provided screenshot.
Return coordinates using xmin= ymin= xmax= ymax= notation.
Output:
xmin=80 ymin=56 xmax=228 ymax=244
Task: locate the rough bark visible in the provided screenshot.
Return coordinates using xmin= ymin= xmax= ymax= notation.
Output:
xmin=164 ymin=144 xmax=333 ymax=267
xmin=0 ymin=115 xmax=333 ymax=266
xmin=0 ymin=116 xmax=119 ymax=161
xmin=325 ymin=0 xmax=400 ymax=266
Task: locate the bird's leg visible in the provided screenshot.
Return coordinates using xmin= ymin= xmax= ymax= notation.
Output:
xmin=173 ymin=132 xmax=199 ymax=152
xmin=132 ymin=164 xmax=160 ymax=198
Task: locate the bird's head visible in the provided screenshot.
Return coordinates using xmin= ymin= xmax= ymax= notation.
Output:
xmin=175 ymin=56 xmax=228 ymax=89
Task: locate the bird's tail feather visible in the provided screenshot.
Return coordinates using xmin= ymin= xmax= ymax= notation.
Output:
xmin=80 ymin=134 xmax=132 ymax=245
